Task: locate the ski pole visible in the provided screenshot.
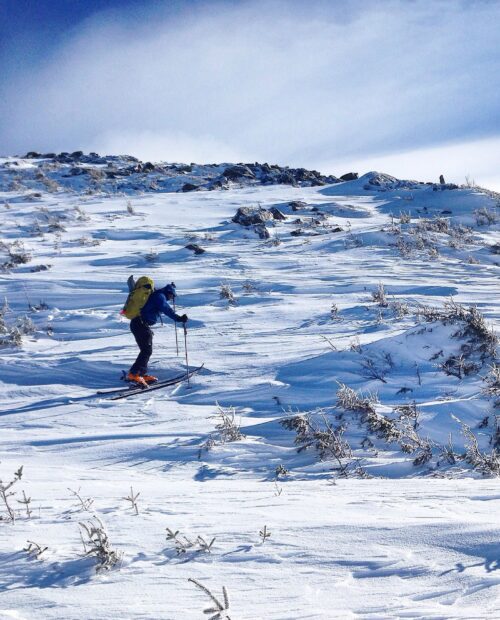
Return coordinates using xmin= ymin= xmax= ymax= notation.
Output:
xmin=173 ymin=300 xmax=179 ymax=356
xmin=183 ymin=324 xmax=190 ymax=386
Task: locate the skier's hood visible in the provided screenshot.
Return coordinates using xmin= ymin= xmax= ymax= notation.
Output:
xmin=160 ymin=283 xmax=176 ymax=298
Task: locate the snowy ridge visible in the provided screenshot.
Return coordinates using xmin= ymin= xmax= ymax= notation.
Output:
xmin=0 ymin=156 xmax=499 ymax=618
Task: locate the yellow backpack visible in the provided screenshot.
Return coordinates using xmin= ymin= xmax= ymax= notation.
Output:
xmin=121 ymin=276 xmax=154 ymax=320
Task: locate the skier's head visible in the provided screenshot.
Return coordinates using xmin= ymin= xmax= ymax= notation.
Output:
xmin=162 ymin=282 xmax=176 ymax=300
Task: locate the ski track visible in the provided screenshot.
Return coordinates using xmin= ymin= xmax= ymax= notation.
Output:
xmin=0 ymin=167 xmax=499 ymax=618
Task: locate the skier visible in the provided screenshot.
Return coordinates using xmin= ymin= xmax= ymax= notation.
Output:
xmin=125 ymin=281 xmax=188 ymax=386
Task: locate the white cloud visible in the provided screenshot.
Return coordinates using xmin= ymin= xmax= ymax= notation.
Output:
xmin=90 ymin=128 xmax=251 ymax=164
xmin=1 ymin=0 xmax=499 ymax=188
xmin=318 ymin=136 xmax=500 ymax=192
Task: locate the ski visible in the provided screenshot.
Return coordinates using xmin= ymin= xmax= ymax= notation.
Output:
xmin=96 ymin=369 xmax=192 ymax=396
xmin=99 ymin=364 xmax=204 ymax=401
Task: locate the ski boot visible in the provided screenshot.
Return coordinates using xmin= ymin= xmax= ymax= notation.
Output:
xmin=142 ymin=374 xmax=158 ymax=384
xmin=126 ymin=372 xmax=148 ymax=388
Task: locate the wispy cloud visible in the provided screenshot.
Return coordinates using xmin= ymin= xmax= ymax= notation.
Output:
xmin=1 ymin=0 xmax=499 ymax=185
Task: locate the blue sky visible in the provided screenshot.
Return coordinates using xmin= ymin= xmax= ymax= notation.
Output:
xmin=1 ymin=0 xmax=499 ymax=188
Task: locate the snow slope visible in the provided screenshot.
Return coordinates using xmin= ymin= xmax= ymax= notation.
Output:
xmin=0 ymin=159 xmax=499 ymax=619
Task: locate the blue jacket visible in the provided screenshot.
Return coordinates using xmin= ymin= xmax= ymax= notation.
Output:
xmin=140 ymin=290 xmax=180 ymax=326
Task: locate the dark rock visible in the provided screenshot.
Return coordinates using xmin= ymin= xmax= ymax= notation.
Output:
xmin=127 ymin=164 xmax=143 ymax=173
xmin=260 ymin=175 xmax=274 ymax=185
xmin=223 ymin=165 xmax=256 ymax=181
xmin=56 ymin=152 xmax=72 ymax=163
xmin=185 ymin=243 xmax=206 ymax=255
xmin=269 ymin=207 xmax=286 ymax=221
xmin=441 ymin=210 xmax=452 ymax=215
xmin=42 ymin=153 xmax=56 ymax=159
xmin=176 ymin=164 xmax=193 ymax=173
xmin=289 ymin=201 xmax=308 ymax=211
xmin=25 ymin=151 xmax=42 ymax=159
xmin=290 ymin=229 xmax=303 ymax=236
xmin=366 ymin=173 xmax=399 ymax=187
xmin=181 ymin=183 xmax=199 ymax=192
xmin=143 ymin=162 xmax=155 ymax=172
xmin=340 ymin=172 xmax=358 ymax=181
xmin=208 ymin=179 xmax=230 ymax=190
xmin=30 ymin=264 xmax=52 ymax=272
xmin=71 ymin=151 xmax=84 ymax=159
xmin=490 ymin=244 xmax=500 ymax=255
xmin=331 ymin=226 xmax=343 ymax=233
xmin=277 ymin=172 xmax=298 ymax=186
xmin=232 ymin=207 xmax=273 ymax=226
xmin=433 ymin=183 xmax=459 ymax=191
xmin=69 ymin=166 xmax=87 ymax=176
xmin=254 ymin=225 xmax=270 ymax=239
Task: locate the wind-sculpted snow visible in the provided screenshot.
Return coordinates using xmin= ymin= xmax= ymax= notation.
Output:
xmin=0 ymin=156 xmax=499 ymax=618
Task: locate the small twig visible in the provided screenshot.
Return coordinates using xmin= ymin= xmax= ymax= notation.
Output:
xmin=68 ymin=487 xmax=94 ymax=512
xmin=18 ymin=490 xmax=32 ymax=518
xmin=320 ymin=335 xmax=337 ymax=351
xmin=259 ymin=524 xmax=271 ymax=543
xmin=122 ymin=486 xmax=140 ymax=515
xmin=196 ymin=535 xmax=216 ymax=553
xmin=188 ymin=578 xmax=231 ymax=620
xmin=0 ymin=465 xmax=23 ymax=522
xmin=24 ymin=540 xmax=48 ymax=558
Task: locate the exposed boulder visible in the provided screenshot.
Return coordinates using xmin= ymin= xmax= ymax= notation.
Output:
xmin=185 ymin=243 xmax=206 ymax=255
xmin=232 ymin=207 xmax=273 ymax=226
xmin=362 ymin=172 xmax=420 ymax=191
xmin=277 ymin=171 xmax=298 ymax=186
xmin=55 ymin=152 xmax=73 ymax=163
xmin=340 ymin=172 xmax=358 ymax=181
xmin=181 ymin=183 xmax=199 ymax=192
xmin=433 ymin=183 xmax=459 ymax=191
xmin=175 ymin=164 xmax=193 ymax=173
xmin=269 ymin=207 xmax=287 ymax=221
xmin=208 ymin=179 xmax=230 ymax=190
xmin=68 ymin=167 xmax=87 ymax=176
xmin=223 ymin=165 xmax=256 ymax=181
xmin=289 ymin=200 xmax=308 ymax=211
xmin=254 ymin=224 xmax=270 ymax=239
xmin=365 ymin=172 xmax=399 ymax=187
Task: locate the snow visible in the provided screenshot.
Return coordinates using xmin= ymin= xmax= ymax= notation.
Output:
xmin=0 ymin=159 xmax=499 ymax=618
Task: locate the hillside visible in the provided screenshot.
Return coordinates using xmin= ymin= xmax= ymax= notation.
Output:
xmin=0 ymin=153 xmax=499 ymax=619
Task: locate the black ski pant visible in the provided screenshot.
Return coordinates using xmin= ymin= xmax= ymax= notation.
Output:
xmin=129 ymin=317 xmax=153 ymax=375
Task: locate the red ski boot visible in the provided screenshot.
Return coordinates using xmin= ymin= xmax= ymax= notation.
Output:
xmin=126 ymin=372 xmax=148 ymax=388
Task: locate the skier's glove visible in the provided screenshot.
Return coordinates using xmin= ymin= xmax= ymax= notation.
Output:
xmin=176 ymin=313 xmax=188 ymax=323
